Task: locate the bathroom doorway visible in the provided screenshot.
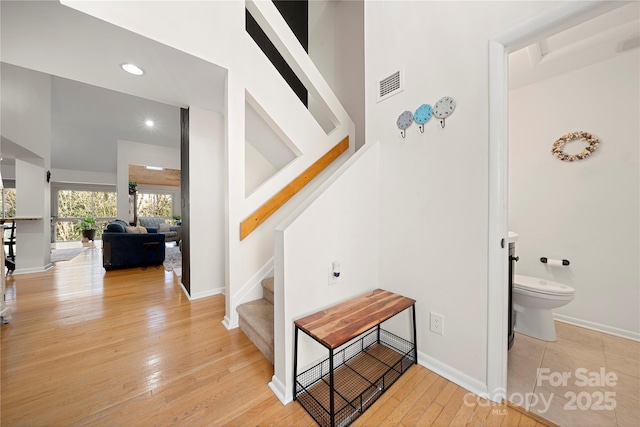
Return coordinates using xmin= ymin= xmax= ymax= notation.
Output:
xmin=489 ymin=2 xmax=639 ymax=425
xmin=487 ymin=0 xmax=638 ymax=406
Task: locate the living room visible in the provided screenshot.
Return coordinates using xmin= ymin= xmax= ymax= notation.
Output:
xmin=1 ymin=1 xmax=226 ymax=285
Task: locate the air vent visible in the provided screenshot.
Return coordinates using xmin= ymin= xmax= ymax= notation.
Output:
xmin=377 ymin=69 xmax=404 ymax=103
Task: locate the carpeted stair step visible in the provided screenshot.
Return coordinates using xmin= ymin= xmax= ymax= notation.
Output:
xmin=236 ymin=299 xmax=274 ymax=364
xmin=262 ymin=277 xmax=274 ymax=305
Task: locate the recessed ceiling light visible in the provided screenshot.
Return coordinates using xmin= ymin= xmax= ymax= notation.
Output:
xmin=121 ymin=63 xmax=144 ymax=76
xmin=145 ymin=119 xmax=155 ymax=127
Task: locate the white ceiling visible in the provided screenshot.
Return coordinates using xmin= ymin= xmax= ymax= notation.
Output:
xmin=2 ymin=1 xmax=637 ymax=174
xmin=0 ymin=0 xmax=227 ymax=174
xmin=509 ymin=2 xmax=639 ymax=90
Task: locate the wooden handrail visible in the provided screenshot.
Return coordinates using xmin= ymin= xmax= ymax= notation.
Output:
xmin=240 ymin=136 xmax=349 ymax=240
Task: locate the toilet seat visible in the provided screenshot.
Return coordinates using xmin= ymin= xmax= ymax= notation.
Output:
xmin=514 ymin=274 xmax=575 ymax=296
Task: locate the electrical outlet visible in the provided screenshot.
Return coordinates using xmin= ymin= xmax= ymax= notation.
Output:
xmin=328 ymin=266 xmax=338 ymax=286
xmin=430 ymin=312 xmax=444 ymax=335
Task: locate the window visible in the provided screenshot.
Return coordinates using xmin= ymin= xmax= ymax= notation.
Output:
xmin=54 ymin=186 xmax=116 ymax=241
xmin=2 ymin=187 xmax=16 ymax=218
xmin=2 ymin=187 xmax=16 ymax=248
xmin=137 ymin=192 xmax=172 ymax=218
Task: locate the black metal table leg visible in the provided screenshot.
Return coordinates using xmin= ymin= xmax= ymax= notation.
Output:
xmin=293 ymin=326 xmax=299 ymax=401
xmin=329 ymin=348 xmax=335 ymax=427
xmin=412 ymin=304 xmax=417 ymax=363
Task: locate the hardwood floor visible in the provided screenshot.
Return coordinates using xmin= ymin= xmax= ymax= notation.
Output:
xmin=1 ymin=247 xmax=551 ymax=426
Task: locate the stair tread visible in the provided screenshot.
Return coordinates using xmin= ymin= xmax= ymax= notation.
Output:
xmin=237 ymin=299 xmax=274 ymax=342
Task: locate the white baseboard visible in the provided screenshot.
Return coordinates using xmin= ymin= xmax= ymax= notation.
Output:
xmin=554 ymin=314 xmax=640 ymax=342
xmin=13 ymin=264 xmax=52 ymax=275
xmin=417 ymin=351 xmax=489 ymax=400
xmin=268 ymin=375 xmax=291 ymax=405
xmin=221 ymin=315 xmax=238 ymax=330
xmin=175 ymin=282 xmax=223 ymax=301
xmin=190 ymin=287 xmax=224 ymax=300
xmin=178 ymin=282 xmax=191 ymax=300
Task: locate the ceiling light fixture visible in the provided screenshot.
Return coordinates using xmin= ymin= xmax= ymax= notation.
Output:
xmin=145 ymin=119 xmax=155 ymax=127
xmin=145 ymin=166 xmax=164 ymax=171
xmin=121 ymin=63 xmax=144 ymax=76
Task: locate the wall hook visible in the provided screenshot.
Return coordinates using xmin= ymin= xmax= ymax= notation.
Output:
xmin=434 ymin=97 xmax=456 ymax=129
xmin=414 ymin=104 xmax=432 ymax=134
xmin=397 ymin=110 xmax=413 ymax=139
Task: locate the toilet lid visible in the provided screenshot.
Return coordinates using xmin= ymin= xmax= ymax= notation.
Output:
xmin=514 ymin=274 xmax=575 ymax=296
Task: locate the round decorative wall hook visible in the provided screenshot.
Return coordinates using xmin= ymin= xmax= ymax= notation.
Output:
xmin=397 ymin=110 xmax=413 ymax=138
xmin=414 ymin=104 xmax=433 ymax=133
xmin=434 ymin=97 xmax=456 ymax=128
xmin=551 ymin=131 xmax=599 ymax=162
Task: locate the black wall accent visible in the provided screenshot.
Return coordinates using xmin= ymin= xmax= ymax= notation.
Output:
xmin=246 ymin=0 xmax=308 ymax=106
xmin=180 ymin=107 xmax=190 ymax=294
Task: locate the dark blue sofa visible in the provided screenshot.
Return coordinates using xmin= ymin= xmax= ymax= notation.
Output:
xmin=102 ymin=220 xmax=166 ymax=270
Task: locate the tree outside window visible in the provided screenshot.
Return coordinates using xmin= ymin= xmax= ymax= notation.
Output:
xmin=2 ymin=188 xmax=16 ymax=245
xmin=2 ymin=188 xmax=16 ymax=218
xmin=137 ymin=193 xmax=172 ymax=218
xmin=56 ymin=190 xmax=116 ymax=241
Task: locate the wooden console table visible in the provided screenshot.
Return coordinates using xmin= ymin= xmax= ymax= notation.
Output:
xmin=293 ymin=289 xmax=416 ymax=427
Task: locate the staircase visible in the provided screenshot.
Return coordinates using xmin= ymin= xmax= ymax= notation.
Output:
xmin=236 ymin=277 xmax=274 ymax=364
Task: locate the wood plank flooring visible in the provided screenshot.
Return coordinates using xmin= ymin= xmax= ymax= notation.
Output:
xmin=1 ymin=246 xmax=551 ymax=426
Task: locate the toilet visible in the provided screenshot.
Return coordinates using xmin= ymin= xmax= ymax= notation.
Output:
xmin=513 ymin=274 xmax=575 ymax=341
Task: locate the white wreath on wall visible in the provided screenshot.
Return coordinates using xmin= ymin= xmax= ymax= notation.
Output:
xmin=551 ymin=131 xmax=599 ymax=162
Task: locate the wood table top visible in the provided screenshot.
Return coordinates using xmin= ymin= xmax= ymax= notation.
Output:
xmin=294 ymin=289 xmax=415 ymax=349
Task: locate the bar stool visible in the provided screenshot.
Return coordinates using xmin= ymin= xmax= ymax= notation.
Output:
xmin=3 ymin=222 xmax=15 ymax=274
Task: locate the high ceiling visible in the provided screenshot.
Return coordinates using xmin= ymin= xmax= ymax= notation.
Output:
xmin=1 ymin=0 xmax=227 ymax=174
xmin=1 ymin=1 xmax=637 ymax=174
xmin=509 ymin=2 xmax=639 ymax=89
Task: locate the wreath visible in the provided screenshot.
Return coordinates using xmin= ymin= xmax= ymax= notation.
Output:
xmin=551 ymin=131 xmax=599 ymax=162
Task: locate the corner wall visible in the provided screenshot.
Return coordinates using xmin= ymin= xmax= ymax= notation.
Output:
xmin=273 ymin=141 xmax=380 ymax=402
xmin=365 ymin=0 xmax=558 ymax=391
xmin=188 ymin=107 xmax=225 ymax=299
xmin=1 ymin=62 xmax=52 ymax=273
xmin=509 ymin=52 xmax=640 ymax=338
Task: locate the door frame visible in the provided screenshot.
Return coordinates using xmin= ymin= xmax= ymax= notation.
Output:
xmin=486 ymin=0 xmax=624 ymax=400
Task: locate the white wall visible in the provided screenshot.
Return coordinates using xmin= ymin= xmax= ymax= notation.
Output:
xmin=273 ymin=141 xmax=380 ymax=402
xmin=1 ymin=62 xmax=52 ymax=273
xmin=245 ymin=142 xmax=277 ymax=195
xmin=188 ymin=107 xmax=225 ymax=299
xmin=309 ymin=0 xmax=365 ymax=150
xmin=365 ymin=0 xmax=558 ymax=392
xmin=51 ymin=168 xmax=116 ymax=186
xmin=15 ymin=158 xmax=51 ymax=273
xmin=1 ymin=63 xmax=51 ymax=159
xmin=509 ymin=52 xmax=639 ymax=338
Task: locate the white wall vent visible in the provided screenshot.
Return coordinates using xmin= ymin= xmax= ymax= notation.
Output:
xmin=376 ymin=69 xmax=404 ymax=103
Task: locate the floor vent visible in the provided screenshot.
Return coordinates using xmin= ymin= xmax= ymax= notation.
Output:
xmin=377 ymin=69 xmax=403 ymax=103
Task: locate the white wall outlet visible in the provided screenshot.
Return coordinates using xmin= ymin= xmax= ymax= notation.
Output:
xmin=430 ymin=312 xmax=444 ymax=335
xmin=328 ymin=266 xmax=338 ymax=286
